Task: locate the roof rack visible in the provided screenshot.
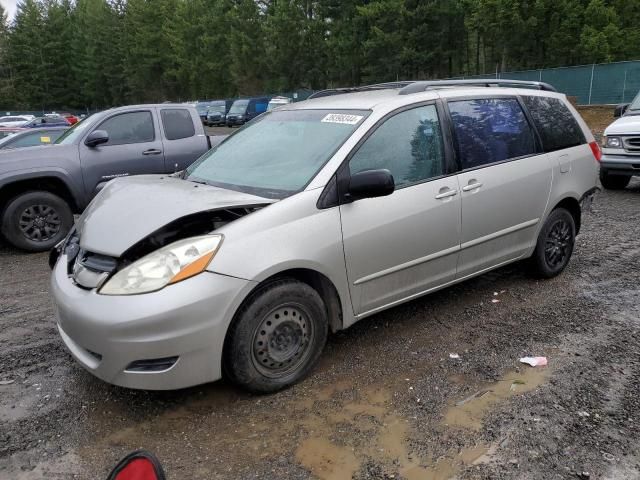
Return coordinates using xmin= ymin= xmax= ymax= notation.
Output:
xmin=307 ymin=82 xmax=414 ymax=99
xmin=398 ymin=79 xmax=557 ymax=95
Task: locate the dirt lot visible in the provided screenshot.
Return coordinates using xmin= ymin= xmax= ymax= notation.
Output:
xmin=2 ymin=113 xmax=639 ymax=480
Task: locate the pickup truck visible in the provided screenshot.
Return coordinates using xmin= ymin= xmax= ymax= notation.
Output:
xmin=600 ymin=92 xmax=640 ymax=190
xmin=0 ymin=104 xmax=219 ymax=251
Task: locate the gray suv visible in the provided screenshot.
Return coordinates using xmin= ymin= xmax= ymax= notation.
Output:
xmin=51 ymin=80 xmax=599 ymax=393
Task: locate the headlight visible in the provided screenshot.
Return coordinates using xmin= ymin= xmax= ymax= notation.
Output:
xmin=99 ymin=235 xmax=223 ymax=295
xmin=603 ymin=136 xmax=622 ymax=148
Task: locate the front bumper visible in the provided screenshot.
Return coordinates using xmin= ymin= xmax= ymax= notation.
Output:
xmin=226 ymin=116 xmax=245 ymax=126
xmin=600 ymin=153 xmax=640 ymax=175
xmin=51 ymin=255 xmax=253 ymax=390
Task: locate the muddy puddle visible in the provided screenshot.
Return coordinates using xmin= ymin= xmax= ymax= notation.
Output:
xmin=295 ymin=366 xmax=550 ymax=480
xmin=74 ymin=365 xmax=550 ymax=479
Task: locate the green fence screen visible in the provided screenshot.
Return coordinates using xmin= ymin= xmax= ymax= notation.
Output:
xmin=455 ymin=60 xmax=640 ymax=105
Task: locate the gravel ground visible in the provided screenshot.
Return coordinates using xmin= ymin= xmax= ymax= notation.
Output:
xmin=1 ymin=136 xmax=639 ymax=478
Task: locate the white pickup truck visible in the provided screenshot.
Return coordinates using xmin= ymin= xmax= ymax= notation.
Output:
xmin=600 ymin=92 xmax=640 ymax=189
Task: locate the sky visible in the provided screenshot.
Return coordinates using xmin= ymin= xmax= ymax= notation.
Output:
xmin=0 ymin=0 xmax=18 ymax=21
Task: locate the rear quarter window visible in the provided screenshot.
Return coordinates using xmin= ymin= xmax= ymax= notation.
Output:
xmin=521 ymin=96 xmax=586 ymax=152
xmin=161 ymin=109 xmax=196 ymax=140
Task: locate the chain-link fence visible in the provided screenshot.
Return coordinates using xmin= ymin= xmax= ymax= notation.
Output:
xmin=457 ymin=60 xmax=640 ymax=105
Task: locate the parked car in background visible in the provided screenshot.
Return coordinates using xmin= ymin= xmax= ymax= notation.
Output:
xmin=226 ymin=97 xmax=271 ymax=126
xmin=0 ymin=127 xmax=25 ymax=139
xmin=205 ymin=100 xmax=233 ymax=126
xmin=267 ymin=96 xmax=292 ymax=111
xmin=58 ymin=112 xmax=80 ymax=125
xmin=24 ymin=115 xmax=71 ymax=128
xmin=0 ymin=104 xmax=214 ymax=251
xmin=600 ymin=90 xmax=640 ymax=189
xmin=49 ymin=80 xmax=598 ymax=393
xmin=0 ymin=127 xmax=68 ymax=150
xmin=0 ymin=115 xmax=32 ymax=127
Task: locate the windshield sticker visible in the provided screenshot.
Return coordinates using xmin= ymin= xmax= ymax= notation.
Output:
xmin=321 ymin=113 xmax=364 ymax=125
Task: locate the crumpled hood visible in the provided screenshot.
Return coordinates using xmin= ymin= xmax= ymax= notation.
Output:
xmin=604 ymin=114 xmax=640 ymax=135
xmin=77 ymin=175 xmax=276 ymax=256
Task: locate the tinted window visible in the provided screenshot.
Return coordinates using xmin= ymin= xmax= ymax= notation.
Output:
xmin=97 ymin=111 xmax=155 ymax=146
xmin=9 ymin=130 xmax=63 ymax=148
xmin=350 ymin=105 xmax=444 ymax=187
xmin=522 ymin=96 xmax=585 ymax=152
xmin=449 ymin=98 xmax=536 ymax=169
xmin=161 ymin=109 xmax=195 ymax=140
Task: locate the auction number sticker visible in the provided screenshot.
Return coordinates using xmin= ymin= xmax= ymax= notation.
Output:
xmin=321 ymin=113 xmax=363 ymax=125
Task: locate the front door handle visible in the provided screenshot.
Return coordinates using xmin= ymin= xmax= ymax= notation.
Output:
xmin=142 ymin=148 xmax=162 ymax=155
xmin=462 ymin=181 xmax=483 ymax=192
xmin=435 ymin=188 xmax=458 ymax=200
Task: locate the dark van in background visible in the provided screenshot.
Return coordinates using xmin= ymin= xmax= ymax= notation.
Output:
xmin=225 ymin=97 xmax=271 ymax=126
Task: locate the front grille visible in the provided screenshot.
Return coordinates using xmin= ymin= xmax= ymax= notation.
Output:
xmin=71 ymin=249 xmax=118 ymax=289
xmin=623 ymin=136 xmax=640 ymax=152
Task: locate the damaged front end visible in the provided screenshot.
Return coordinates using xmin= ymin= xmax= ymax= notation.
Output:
xmin=55 ymin=207 xmax=264 ymax=291
xmin=49 ymin=175 xmax=275 ymax=291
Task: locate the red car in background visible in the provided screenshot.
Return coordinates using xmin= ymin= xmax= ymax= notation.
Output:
xmin=59 ymin=113 xmax=79 ymax=125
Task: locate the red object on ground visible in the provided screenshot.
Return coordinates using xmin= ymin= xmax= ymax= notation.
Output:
xmin=106 ymin=450 xmax=166 ymax=480
xmin=112 ymin=459 xmax=160 ymax=480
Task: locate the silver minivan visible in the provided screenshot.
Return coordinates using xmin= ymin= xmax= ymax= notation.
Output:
xmin=51 ymin=80 xmax=600 ymax=392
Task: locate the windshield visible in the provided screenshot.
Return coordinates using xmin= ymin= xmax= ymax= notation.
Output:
xmin=208 ymin=105 xmax=226 ymax=114
xmin=629 ymin=92 xmax=640 ymax=112
xmin=229 ymin=100 xmax=249 ymax=114
xmin=196 ymin=103 xmax=211 ymax=113
xmin=185 ymin=109 xmax=368 ymax=199
xmin=55 ymin=117 xmax=91 ymax=144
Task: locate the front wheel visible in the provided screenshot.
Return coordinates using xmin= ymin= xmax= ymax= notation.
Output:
xmin=600 ymin=170 xmax=631 ymax=190
xmin=223 ymin=279 xmax=328 ymax=393
xmin=1 ymin=191 xmax=73 ymax=252
xmin=529 ymin=208 xmax=576 ymax=278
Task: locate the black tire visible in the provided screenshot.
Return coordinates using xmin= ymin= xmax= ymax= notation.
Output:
xmin=223 ymin=278 xmax=328 ymax=393
xmin=1 ymin=191 xmax=73 ymax=252
xmin=600 ymin=170 xmax=631 ymax=190
xmin=529 ymin=208 xmax=576 ymax=279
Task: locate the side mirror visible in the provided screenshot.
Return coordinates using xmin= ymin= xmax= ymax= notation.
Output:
xmin=614 ymin=103 xmax=629 ymax=118
xmin=85 ymin=130 xmax=109 ymax=147
xmin=347 ymin=169 xmax=395 ymax=201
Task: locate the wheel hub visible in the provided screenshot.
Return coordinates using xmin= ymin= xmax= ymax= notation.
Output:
xmin=544 ymin=220 xmax=571 ymax=267
xmin=19 ymin=204 xmax=61 ymax=242
xmin=252 ymin=305 xmax=311 ymax=377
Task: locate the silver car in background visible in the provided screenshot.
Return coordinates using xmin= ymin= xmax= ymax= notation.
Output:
xmin=51 ymin=80 xmax=599 ymax=393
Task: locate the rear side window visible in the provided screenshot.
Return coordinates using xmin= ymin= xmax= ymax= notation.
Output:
xmin=522 ymin=96 xmax=586 ymax=152
xmin=349 ymin=105 xmax=444 ymax=187
xmin=448 ymin=98 xmax=536 ymax=169
xmin=161 ymin=109 xmax=195 ymax=140
xmin=98 ymin=111 xmax=155 ymax=146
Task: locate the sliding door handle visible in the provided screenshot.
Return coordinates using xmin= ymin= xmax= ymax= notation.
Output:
xmin=462 ymin=182 xmax=483 ymax=192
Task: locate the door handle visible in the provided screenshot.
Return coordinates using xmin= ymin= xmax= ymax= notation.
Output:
xmin=462 ymin=182 xmax=483 ymax=192
xmin=142 ymin=148 xmax=162 ymax=155
xmin=435 ymin=189 xmax=458 ymax=200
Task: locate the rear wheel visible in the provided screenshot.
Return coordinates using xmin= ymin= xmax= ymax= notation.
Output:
xmin=1 ymin=191 xmax=73 ymax=252
xmin=223 ymin=279 xmax=328 ymax=393
xmin=600 ymin=170 xmax=631 ymax=190
xmin=530 ymin=208 xmax=576 ymax=278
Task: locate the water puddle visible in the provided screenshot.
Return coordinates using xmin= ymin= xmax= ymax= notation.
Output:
xmin=296 ymin=367 xmax=550 ymax=479
xmin=444 ymin=367 xmax=550 ymax=430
